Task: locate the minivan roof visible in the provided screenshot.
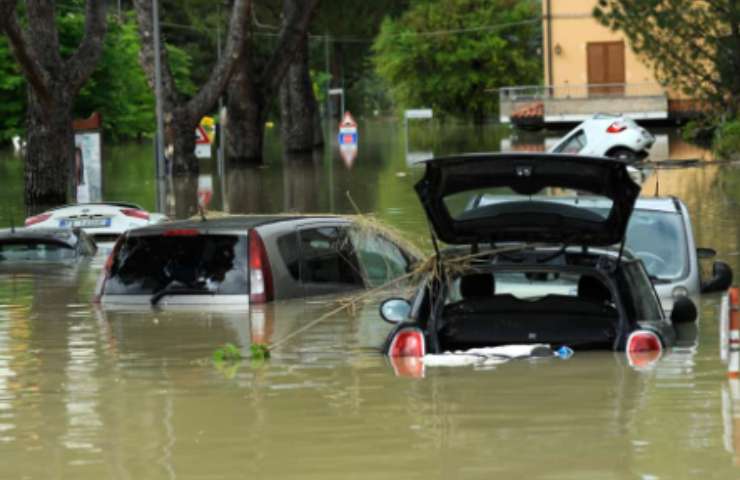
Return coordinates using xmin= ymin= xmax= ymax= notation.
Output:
xmin=127 ymin=214 xmax=341 ymax=236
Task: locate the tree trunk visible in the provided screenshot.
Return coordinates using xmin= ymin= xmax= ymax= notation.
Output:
xmin=226 ymin=53 xmax=266 ymax=164
xmin=165 ymin=109 xmax=198 ymax=175
xmin=225 ymin=0 xmax=320 ymax=165
xmin=1 ymin=1 xmax=108 ymax=213
xmin=133 ymin=0 xmax=252 ymax=178
xmin=278 ymin=32 xmax=323 ymax=153
xmin=24 ymin=89 xmax=74 ymax=212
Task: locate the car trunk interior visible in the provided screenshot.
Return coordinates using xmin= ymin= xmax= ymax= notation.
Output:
xmin=436 ymin=271 xmax=620 ymax=351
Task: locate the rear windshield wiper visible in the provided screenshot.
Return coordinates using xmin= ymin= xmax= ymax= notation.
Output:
xmin=150 ymin=286 xmax=215 ymax=306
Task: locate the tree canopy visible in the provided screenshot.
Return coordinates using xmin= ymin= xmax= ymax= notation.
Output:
xmin=0 ymin=11 xmax=195 ymax=144
xmin=372 ymin=0 xmax=541 ymax=123
xmin=594 ymin=0 xmax=740 ymax=119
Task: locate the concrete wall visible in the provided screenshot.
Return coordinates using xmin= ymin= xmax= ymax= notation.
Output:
xmin=544 ymin=96 xmax=668 ymax=122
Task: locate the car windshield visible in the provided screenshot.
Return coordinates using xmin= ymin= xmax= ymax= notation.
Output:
xmin=449 ymin=189 xmax=613 ymax=222
xmin=622 ymin=210 xmax=688 ymax=281
xmin=105 ymin=234 xmax=248 ymax=295
xmin=0 ymin=240 xmax=76 ymax=262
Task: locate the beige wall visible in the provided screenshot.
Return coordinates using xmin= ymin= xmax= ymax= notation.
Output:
xmin=543 ymin=0 xmax=658 ymax=89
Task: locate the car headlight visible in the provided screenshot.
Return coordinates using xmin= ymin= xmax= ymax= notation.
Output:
xmin=672 ymin=286 xmax=689 ymax=299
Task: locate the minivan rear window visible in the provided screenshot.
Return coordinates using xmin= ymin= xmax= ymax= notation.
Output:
xmin=105 ymin=234 xmax=248 ymax=295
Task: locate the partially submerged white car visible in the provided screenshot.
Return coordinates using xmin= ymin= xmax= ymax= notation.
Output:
xmin=549 ymin=114 xmax=655 ymax=161
xmin=24 ymin=202 xmax=168 ymax=242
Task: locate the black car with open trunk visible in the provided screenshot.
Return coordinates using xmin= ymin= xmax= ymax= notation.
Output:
xmin=379 ymin=153 xmax=697 ymax=358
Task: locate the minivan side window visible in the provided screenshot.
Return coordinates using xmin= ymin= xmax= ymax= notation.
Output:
xmin=297 ymin=226 xmax=364 ymax=288
xmin=348 ymin=229 xmax=409 ymax=287
xmin=553 ymin=130 xmax=587 ymax=154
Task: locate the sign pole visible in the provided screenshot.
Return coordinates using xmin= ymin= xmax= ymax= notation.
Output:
xmin=152 ymin=0 xmax=166 ymax=213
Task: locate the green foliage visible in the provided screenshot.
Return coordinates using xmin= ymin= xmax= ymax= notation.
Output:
xmin=213 ymin=342 xmax=243 ymax=362
xmin=681 ymin=119 xmax=715 ymax=147
xmin=0 ymin=37 xmax=25 ymax=144
xmin=250 ymin=343 xmax=271 ymax=360
xmin=73 ymin=14 xmax=195 ymax=141
xmin=713 ymin=119 xmax=740 ymax=160
xmin=0 ymin=11 xmax=196 ymax=144
xmin=372 ymin=0 xmax=541 ymax=123
xmin=594 ymin=0 xmax=740 ymax=119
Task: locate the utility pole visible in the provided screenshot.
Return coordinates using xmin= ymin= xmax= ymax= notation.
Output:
xmin=324 ymin=32 xmax=331 ymax=121
xmin=152 ymin=0 xmax=167 ymax=213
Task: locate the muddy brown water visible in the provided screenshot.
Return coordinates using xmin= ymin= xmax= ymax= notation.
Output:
xmin=1 ymin=121 xmax=740 ymax=478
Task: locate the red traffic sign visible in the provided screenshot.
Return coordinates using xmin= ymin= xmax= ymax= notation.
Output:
xmin=339 ymin=111 xmax=357 ymax=129
xmin=195 ymin=125 xmax=210 ymax=145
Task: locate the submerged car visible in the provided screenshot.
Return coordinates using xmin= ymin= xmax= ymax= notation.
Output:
xmin=549 ymin=114 xmax=655 ymax=161
xmin=469 ymin=195 xmax=733 ymax=311
xmin=94 ymin=214 xmax=421 ymax=306
xmin=24 ymin=202 xmax=168 ymax=243
xmin=379 ymin=153 xmax=697 ymax=357
xmin=0 ymin=227 xmax=97 ymax=264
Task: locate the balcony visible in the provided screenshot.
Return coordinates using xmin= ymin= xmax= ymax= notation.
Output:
xmin=499 ymin=83 xmax=668 ymax=126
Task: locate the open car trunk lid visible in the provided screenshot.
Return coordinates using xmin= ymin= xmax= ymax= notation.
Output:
xmin=414 ymin=153 xmax=640 ymax=246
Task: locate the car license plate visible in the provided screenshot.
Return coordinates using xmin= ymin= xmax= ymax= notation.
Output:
xmin=59 ymin=218 xmax=111 ymax=228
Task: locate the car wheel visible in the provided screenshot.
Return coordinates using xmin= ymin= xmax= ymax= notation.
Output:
xmin=608 ymin=148 xmax=638 ymax=161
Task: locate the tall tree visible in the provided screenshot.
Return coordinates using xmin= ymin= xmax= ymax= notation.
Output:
xmin=134 ymin=0 xmax=251 ymax=175
xmin=0 ymin=0 xmax=107 ymax=210
xmin=594 ymin=0 xmax=740 ymax=119
xmin=225 ymin=0 xmax=319 ymax=164
xmin=373 ymin=0 xmax=541 ymax=124
xmin=278 ymin=0 xmax=322 ymax=153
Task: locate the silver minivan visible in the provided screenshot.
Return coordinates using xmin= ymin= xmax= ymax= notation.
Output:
xmin=472 ymin=195 xmax=733 ymax=311
xmin=94 ymin=215 xmax=421 ymax=306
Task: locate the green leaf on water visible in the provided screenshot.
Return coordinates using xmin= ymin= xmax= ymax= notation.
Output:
xmin=250 ymin=343 xmax=271 ymax=360
xmin=213 ymin=342 xmax=242 ymax=362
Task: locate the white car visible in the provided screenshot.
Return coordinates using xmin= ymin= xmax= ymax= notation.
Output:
xmin=549 ymin=114 xmax=655 ymax=160
xmin=24 ymin=202 xmax=168 ymax=242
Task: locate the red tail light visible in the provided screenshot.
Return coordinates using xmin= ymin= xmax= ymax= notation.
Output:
xmin=388 ymin=328 xmax=426 ymax=357
xmin=24 ymin=213 xmax=51 ymax=226
xmin=606 ymin=122 xmax=627 ymax=133
xmin=93 ymin=237 xmax=123 ymax=303
xmin=163 ymin=228 xmax=199 ymax=237
xmin=121 ymin=208 xmax=150 ymax=221
xmin=626 ymin=330 xmax=662 ymax=353
xmin=249 ymin=230 xmax=273 ymax=303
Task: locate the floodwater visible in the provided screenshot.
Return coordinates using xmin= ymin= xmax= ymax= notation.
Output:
xmin=1 ymin=120 xmax=740 ymax=478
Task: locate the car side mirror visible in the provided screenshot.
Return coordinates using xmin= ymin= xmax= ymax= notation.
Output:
xmin=379 ymin=298 xmax=411 ymax=324
xmin=701 ymin=261 xmax=733 ymax=293
xmin=671 ymin=296 xmax=698 ymax=324
xmin=697 ymin=247 xmax=717 ymax=259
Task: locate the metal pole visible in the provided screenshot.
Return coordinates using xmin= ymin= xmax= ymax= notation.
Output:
xmin=153 ymin=0 xmax=167 ymax=213
xmin=324 ymin=32 xmax=331 ymax=121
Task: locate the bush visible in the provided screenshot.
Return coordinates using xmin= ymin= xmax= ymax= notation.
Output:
xmin=681 ymin=119 xmax=715 ymax=147
xmin=713 ymin=119 xmax=740 ymax=160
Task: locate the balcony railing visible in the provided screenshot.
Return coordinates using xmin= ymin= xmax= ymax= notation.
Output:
xmin=499 ymin=82 xmax=668 ymax=123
